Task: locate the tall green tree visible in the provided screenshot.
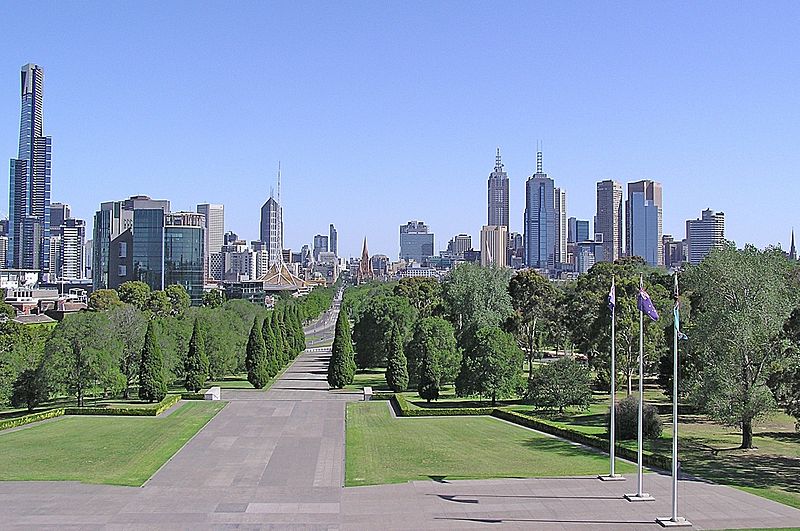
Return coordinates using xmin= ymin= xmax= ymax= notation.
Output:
xmin=245 ymin=318 xmax=270 ymax=389
xmin=88 ymin=289 xmax=123 ymax=311
xmin=274 ymin=308 xmax=291 ymax=360
xmin=327 ymin=310 xmax=356 ymax=388
xmin=11 ymin=365 xmax=49 ymax=411
xmin=526 ymin=356 xmax=592 ymax=413
xmin=262 ymin=313 xmax=280 ymax=377
xmin=352 ymin=294 xmax=416 ymax=368
xmin=184 ymin=318 xmax=208 ymax=392
xmin=417 ymin=343 xmax=440 ymax=402
xmin=684 ymin=244 xmax=800 ymax=449
xmin=165 ymin=284 xmax=191 ymax=317
xmin=393 ymin=277 xmax=443 ymax=317
xmin=139 ymin=320 xmax=167 ymax=402
xmin=385 ymin=325 xmax=409 ymax=392
xmin=147 ymin=290 xmax=172 ymax=317
xmin=507 ymin=270 xmax=556 ymax=380
xmin=405 ymin=317 xmax=460 ymax=387
xmin=107 ymin=304 xmax=147 ymax=399
xmin=455 ymin=326 xmax=523 ymax=406
xmin=202 ymin=289 xmax=225 ymax=308
xmin=118 ymin=281 xmax=151 ymax=310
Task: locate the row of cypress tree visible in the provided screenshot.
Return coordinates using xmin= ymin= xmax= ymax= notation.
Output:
xmin=245 ymin=305 xmax=307 ymax=389
xmin=327 ymin=310 xmax=357 ymax=388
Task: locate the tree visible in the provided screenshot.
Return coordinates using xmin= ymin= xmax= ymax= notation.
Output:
xmin=245 ymin=318 xmax=269 ymax=389
xmin=352 ymin=294 xmax=416 ymax=368
xmin=147 ymin=290 xmax=172 ymax=317
xmin=609 ymin=395 xmax=663 ymax=440
xmin=139 ymin=320 xmax=168 ymax=402
xmin=273 ymin=308 xmax=291 ymax=360
xmin=291 ymin=306 xmax=306 ymax=353
xmin=684 ymin=244 xmax=800 ymax=449
xmin=441 ymin=263 xmax=513 ymax=346
xmin=405 ymin=317 xmax=460 ymax=387
xmin=417 ymin=344 xmax=440 ymax=402
xmin=118 ymin=281 xmax=151 ymax=310
xmin=11 ymin=365 xmax=49 ymax=411
xmin=0 ymin=287 xmax=15 ymax=319
xmin=393 ymin=277 xmax=443 ymax=317
xmin=455 ymin=326 xmax=523 ymax=406
xmin=88 ymin=289 xmax=123 ymax=311
xmin=202 ymin=289 xmax=225 ymax=308
xmin=107 ymin=304 xmax=146 ymax=399
xmin=526 ymin=357 xmax=592 ymax=413
xmin=327 ymin=310 xmax=356 ymax=388
xmin=385 ymin=325 xmax=409 ymax=392
xmin=184 ymin=318 xmax=208 ymax=392
xmin=507 ymin=270 xmax=556 ymax=380
xmin=165 ymin=284 xmax=191 ymax=317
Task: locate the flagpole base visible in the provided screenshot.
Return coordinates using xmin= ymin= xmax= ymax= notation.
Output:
xmin=656 ymin=516 xmax=692 ymax=527
xmin=598 ymin=474 xmax=626 ymax=481
xmin=624 ymin=493 xmax=655 ymax=502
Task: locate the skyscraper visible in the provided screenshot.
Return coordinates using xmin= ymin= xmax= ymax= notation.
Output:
xmin=164 ymin=212 xmax=205 ymax=304
xmin=197 ymin=203 xmax=224 ymax=280
xmin=259 ymin=166 xmax=284 ymax=267
xmin=568 ymin=217 xmax=591 ymax=243
xmin=329 ymin=223 xmax=338 ymax=257
xmin=399 ymin=220 xmax=434 ymax=263
xmin=554 ymin=187 xmax=567 ymax=265
xmin=480 ymin=225 xmax=508 ymax=268
xmin=313 ymin=234 xmax=329 ymax=261
xmin=445 ymin=234 xmax=472 ymax=258
xmin=626 ymin=180 xmax=663 ymax=266
xmin=595 ymin=180 xmax=624 ymax=262
xmin=487 ymin=148 xmax=509 ymax=228
xmin=685 ymin=209 xmax=725 ymax=265
xmin=8 ymin=64 xmax=52 ymax=272
xmin=524 ymin=150 xmax=555 ymax=270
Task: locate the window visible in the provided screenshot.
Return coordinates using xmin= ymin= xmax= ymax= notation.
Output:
xmin=119 ymin=242 xmax=127 ymax=258
xmin=118 ymin=265 xmax=127 ymax=277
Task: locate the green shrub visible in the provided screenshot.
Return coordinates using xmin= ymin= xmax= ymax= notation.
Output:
xmin=0 ymin=408 xmax=65 ymax=431
xmin=392 ymin=394 xmax=493 ymax=417
xmin=609 ymin=395 xmax=663 ymax=440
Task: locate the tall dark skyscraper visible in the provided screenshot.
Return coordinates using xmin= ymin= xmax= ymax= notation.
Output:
xmin=487 ymin=148 xmax=509 ymax=228
xmin=8 ymin=64 xmax=51 ymax=271
xmin=524 ymin=150 xmax=555 ymax=270
xmin=329 ymin=223 xmax=338 ymax=257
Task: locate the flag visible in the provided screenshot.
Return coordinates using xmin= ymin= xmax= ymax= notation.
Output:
xmin=637 ymin=284 xmax=659 ymax=321
xmin=608 ymin=279 xmax=616 ymax=313
xmin=673 ymin=273 xmax=687 ymax=340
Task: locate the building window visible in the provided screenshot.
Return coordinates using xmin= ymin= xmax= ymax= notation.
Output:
xmin=118 ymin=265 xmax=127 ymax=277
xmin=119 ymin=242 xmax=127 ymax=258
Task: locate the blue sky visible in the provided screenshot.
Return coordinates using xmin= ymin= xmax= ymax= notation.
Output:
xmin=1 ymin=2 xmax=798 ymax=258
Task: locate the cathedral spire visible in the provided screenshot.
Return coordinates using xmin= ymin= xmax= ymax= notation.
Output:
xmin=494 ymin=147 xmax=503 ymax=172
xmin=791 ymin=229 xmax=797 ymax=261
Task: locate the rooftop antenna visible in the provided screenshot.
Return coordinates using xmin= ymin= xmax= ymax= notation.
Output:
xmin=277 ymin=161 xmax=281 ymax=208
xmin=495 ymin=147 xmax=503 ymax=172
xmin=536 ymin=140 xmax=543 ymax=174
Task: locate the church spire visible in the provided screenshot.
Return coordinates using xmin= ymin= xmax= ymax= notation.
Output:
xmin=494 ymin=147 xmax=503 ymax=172
xmin=791 ymin=229 xmax=797 ymax=261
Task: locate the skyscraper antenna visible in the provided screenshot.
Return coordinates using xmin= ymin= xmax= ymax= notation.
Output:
xmin=536 ymin=141 xmax=543 ymax=174
xmin=277 ymin=161 xmax=281 ymax=208
xmin=495 ymin=147 xmax=503 ymax=172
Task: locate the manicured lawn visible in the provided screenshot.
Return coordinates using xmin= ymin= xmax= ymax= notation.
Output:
xmin=0 ymin=401 xmax=225 ymax=486
xmin=345 ymin=401 xmax=635 ymax=487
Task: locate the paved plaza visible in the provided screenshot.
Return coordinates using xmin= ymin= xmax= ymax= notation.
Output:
xmin=0 ymin=308 xmax=798 ymax=529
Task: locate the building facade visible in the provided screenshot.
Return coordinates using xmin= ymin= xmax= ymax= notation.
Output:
xmin=8 ymin=64 xmax=52 ymax=273
xmin=554 ymin=187 xmax=567 ymax=266
xmin=524 ymin=151 xmax=555 ymax=271
xmin=480 ymin=225 xmax=508 ymax=268
xmin=260 ymin=196 xmax=282 ymax=266
xmin=685 ymin=209 xmax=725 ymax=265
xmin=445 ymin=233 xmax=472 ymax=258
xmin=329 ymin=223 xmax=338 ymax=257
xmin=399 ymin=220 xmax=434 ymax=263
xmin=595 ymin=179 xmax=624 ymax=262
xmin=164 ymin=212 xmax=205 ymax=304
xmin=568 ymin=217 xmax=591 ymax=244
xmin=197 ymin=203 xmax=224 ymax=280
xmin=626 ymin=180 xmax=663 ymax=266
xmin=487 ymin=148 xmax=509 ymax=228
xmin=313 ymin=234 xmax=329 ymax=261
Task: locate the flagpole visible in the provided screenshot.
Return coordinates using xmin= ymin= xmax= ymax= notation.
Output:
xmin=599 ymin=277 xmax=623 ymax=482
xmin=626 ymin=274 xmax=653 ymax=502
xmin=658 ymin=273 xmax=691 ymax=526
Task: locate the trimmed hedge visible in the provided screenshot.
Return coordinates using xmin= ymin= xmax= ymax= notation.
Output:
xmin=64 ymin=394 xmax=182 ymax=417
xmin=0 ymin=407 xmax=66 ymax=431
xmin=180 ymin=392 xmax=206 ymax=400
xmin=392 ymin=393 xmax=494 ymax=417
xmin=371 ymin=392 xmax=395 ymax=401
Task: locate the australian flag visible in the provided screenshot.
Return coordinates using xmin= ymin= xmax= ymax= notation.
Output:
xmin=637 ymin=285 xmax=659 ymax=321
xmin=608 ymin=279 xmax=616 ymax=313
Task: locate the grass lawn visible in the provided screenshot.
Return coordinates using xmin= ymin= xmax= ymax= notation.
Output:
xmin=345 ymin=401 xmax=635 ymax=487
xmin=0 ymin=401 xmax=225 ymax=486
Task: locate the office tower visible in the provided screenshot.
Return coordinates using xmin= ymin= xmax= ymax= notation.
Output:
xmin=57 ymin=218 xmax=85 ymax=280
xmin=487 ymin=148 xmax=509 ymax=228
xmin=0 ymin=219 xmax=8 ymax=237
xmin=50 ymin=203 xmax=70 ymax=229
xmin=92 ymin=195 xmax=169 ymax=290
xmin=685 ymin=209 xmax=725 ymax=265
xmin=197 ymin=203 xmax=224 ymax=280
xmin=313 ymin=234 xmax=329 ymax=261
xmin=480 ymin=225 xmax=508 ymax=268
xmin=329 ymin=224 xmax=338 ymax=257
xmin=554 ymin=187 xmax=567 ymax=265
xmin=626 ymin=180 xmax=663 ymax=266
xmin=223 ymin=231 xmax=238 ymax=246
xmin=399 ymin=220 xmax=434 ymax=263
xmin=164 ymin=212 xmax=204 ymax=304
xmin=595 ymin=180 xmax=624 ymax=262
xmin=524 ymin=150 xmax=555 ymax=270
xmin=662 ymin=234 xmax=686 ymax=269
xmin=260 ymin=196 xmax=282 ymax=267
xmin=507 ymin=231 xmax=524 ymax=268
xmin=84 ymin=239 xmax=93 ymax=278
xmin=8 ymin=64 xmax=52 ymax=271
xmin=445 ymin=234 xmax=472 ymax=258
xmin=568 ymin=217 xmax=591 ymax=243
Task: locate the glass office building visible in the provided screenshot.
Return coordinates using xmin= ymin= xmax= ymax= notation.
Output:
xmin=164 ymin=212 xmax=204 ymax=305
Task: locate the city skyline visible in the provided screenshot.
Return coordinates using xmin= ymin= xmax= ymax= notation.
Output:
xmin=2 ymin=3 xmax=799 ymax=258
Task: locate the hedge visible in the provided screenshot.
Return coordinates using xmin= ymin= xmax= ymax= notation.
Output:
xmin=371 ymin=392 xmax=395 ymax=401
xmin=180 ymin=391 xmax=206 ymax=400
xmin=64 ymin=394 xmax=182 ymax=417
xmin=392 ymin=393 xmax=494 ymax=417
xmin=0 ymin=408 xmax=66 ymax=431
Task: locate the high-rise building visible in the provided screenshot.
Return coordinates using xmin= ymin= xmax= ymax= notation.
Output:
xmin=163 ymin=212 xmax=205 ymax=304
xmin=626 ymin=180 xmax=663 ymax=266
xmin=595 ymin=180 xmax=624 ymax=262
xmin=399 ymin=220 xmax=434 ymax=263
xmin=568 ymin=217 xmax=591 ymax=243
xmin=445 ymin=234 xmax=472 ymax=258
xmin=554 ymin=187 xmax=567 ymax=265
xmin=260 ymin=197 xmax=282 ymax=267
xmin=223 ymin=231 xmax=238 ymax=246
xmin=313 ymin=234 xmax=329 ymax=261
xmin=662 ymin=234 xmax=686 ymax=269
xmin=524 ymin=150 xmax=555 ymax=271
xmin=480 ymin=225 xmax=508 ymax=268
xmin=8 ymin=64 xmax=52 ymax=272
xmin=487 ymin=148 xmax=509 ymax=228
xmin=329 ymin=224 xmax=338 ymax=257
xmin=50 ymin=202 xmax=70 ymax=229
xmin=685 ymin=209 xmax=725 ymax=265
xmin=197 ymin=203 xmax=224 ymax=280
xmin=58 ymin=218 xmax=85 ymax=280
xmin=507 ymin=231 xmax=524 ymax=269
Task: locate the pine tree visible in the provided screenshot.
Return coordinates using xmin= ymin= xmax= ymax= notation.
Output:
xmin=262 ymin=313 xmax=279 ymax=377
xmin=328 ymin=310 xmax=355 ymax=388
xmin=245 ymin=317 xmax=270 ymax=389
xmin=385 ymin=325 xmax=409 ymax=392
xmin=290 ymin=306 xmax=305 ymax=354
xmin=275 ymin=308 xmax=291 ymax=359
xmin=417 ymin=348 xmax=440 ymax=402
xmin=271 ymin=310 xmax=287 ymax=365
xmin=139 ymin=320 xmax=167 ymax=402
xmin=184 ymin=318 xmax=208 ymax=392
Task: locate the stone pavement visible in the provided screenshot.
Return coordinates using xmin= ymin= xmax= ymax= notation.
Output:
xmin=1 ymin=309 xmax=799 ymax=529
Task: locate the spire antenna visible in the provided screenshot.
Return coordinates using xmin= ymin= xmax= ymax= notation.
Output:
xmin=536 ymin=141 xmax=543 ymax=174
xmin=494 ymin=147 xmax=503 ymax=172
